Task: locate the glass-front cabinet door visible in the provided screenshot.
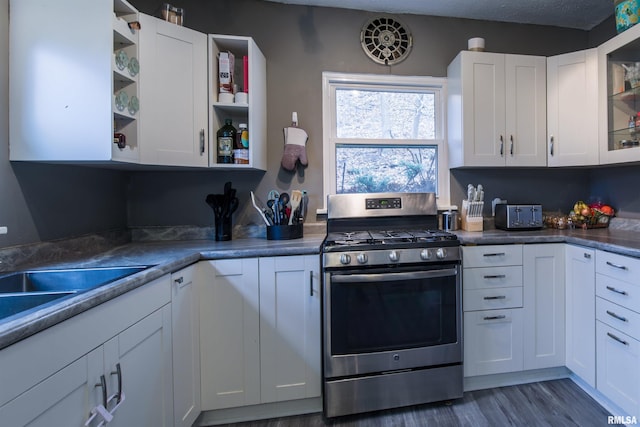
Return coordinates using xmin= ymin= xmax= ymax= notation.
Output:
xmin=599 ymin=23 xmax=640 ymax=164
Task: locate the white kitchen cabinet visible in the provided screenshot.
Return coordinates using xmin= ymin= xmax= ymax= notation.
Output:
xmin=547 ymin=49 xmax=599 ymax=166
xmin=9 ymin=0 xmax=140 ymax=163
xmin=171 ymin=265 xmax=201 ymax=427
xmin=208 ymin=35 xmax=267 ymax=170
xmin=0 ymin=275 xmax=173 ymax=426
xmin=462 ymin=245 xmax=524 ymax=376
xmin=199 ymin=258 xmax=261 ymax=410
xmin=199 ymin=255 xmax=321 ymax=415
xmin=564 ymin=245 xmax=596 ymax=387
xmin=447 ymin=51 xmax=547 ymax=167
xmin=138 ymin=14 xmax=208 ymax=167
xmin=259 ymin=255 xmax=321 ymax=403
xmin=522 ymin=244 xmax=565 ymax=370
xmin=595 ymin=249 xmax=640 ymax=416
xmin=598 ymin=22 xmax=640 ymax=165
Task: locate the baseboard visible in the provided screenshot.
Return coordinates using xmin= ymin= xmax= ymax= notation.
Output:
xmin=463 ymin=366 xmax=570 ymax=391
xmin=568 ymin=374 xmax=635 ymax=422
xmin=195 ymin=397 xmax=322 ymax=426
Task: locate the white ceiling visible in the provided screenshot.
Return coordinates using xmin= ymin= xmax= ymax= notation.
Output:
xmin=262 ymin=0 xmax=614 ymax=30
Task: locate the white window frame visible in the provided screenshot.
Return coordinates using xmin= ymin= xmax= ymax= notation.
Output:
xmin=320 ymin=72 xmax=450 ymax=213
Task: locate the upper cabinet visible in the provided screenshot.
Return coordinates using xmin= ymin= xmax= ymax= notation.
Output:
xmin=447 ymin=51 xmax=547 ymax=168
xmin=10 ymin=0 xmax=141 ymax=163
xmin=598 ymin=23 xmax=640 ymax=165
xmin=547 ymin=49 xmax=599 ymax=167
xmin=137 ymin=14 xmax=208 ymax=167
xmin=208 ymin=35 xmax=267 ymax=171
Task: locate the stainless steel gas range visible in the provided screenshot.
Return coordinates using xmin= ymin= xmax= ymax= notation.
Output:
xmin=322 ymin=192 xmax=463 ymax=418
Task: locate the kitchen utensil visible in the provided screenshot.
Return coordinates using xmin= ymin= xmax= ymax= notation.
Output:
xmin=267 ymin=190 xmax=280 ymax=200
xmin=289 ymin=190 xmax=302 ymax=225
xmin=250 ymin=191 xmax=271 ymax=225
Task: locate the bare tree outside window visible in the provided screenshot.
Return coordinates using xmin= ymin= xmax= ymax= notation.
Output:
xmin=334 ymin=89 xmax=438 ymax=194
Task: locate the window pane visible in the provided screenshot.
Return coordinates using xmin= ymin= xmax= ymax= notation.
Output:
xmin=336 ymin=89 xmax=435 ymax=139
xmin=336 ymin=145 xmax=437 ymax=194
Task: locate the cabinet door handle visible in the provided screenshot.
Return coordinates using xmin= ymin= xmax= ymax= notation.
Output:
xmin=95 ymin=374 xmax=108 ymax=409
xmin=583 ymin=252 xmax=591 ymax=259
xmin=483 ymin=295 xmax=506 ymax=300
xmin=111 ymin=363 xmax=123 ymax=404
xmin=606 ymin=285 xmax=628 ymax=296
xmin=509 ymin=135 xmax=514 ymax=156
xmin=483 ymin=252 xmax=506 ymax=257
xmin=549 ymin=135 xmax=554 ymax=156
xmin=607 ymin=332 xmax=629 ymax=346
xmin=606 ymin=310 xmax=628 ymax=322
xmin=499 ymin=135 xmax=504 ymax=157
xmin=309 ymin=271 xmax=314 ymax=296
xmin=174 ymin=276 xmax=185 ymax=287
xmin=483 ymin=274 xmax=506 ymax=279
xmin=200 ymin=129 xmax=206 ymax=155
xmin=606 ymin=261 xmax=628 ymax=270
xmin=483 ymin=315 xmax=506 ymax=321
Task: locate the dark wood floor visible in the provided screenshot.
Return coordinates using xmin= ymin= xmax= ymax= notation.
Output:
xmin=219 ymin=379 xmax=611 ymax=427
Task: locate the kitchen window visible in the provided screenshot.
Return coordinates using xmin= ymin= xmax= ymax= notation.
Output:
xmin=321 ymin=72 xmax=450 ymax=212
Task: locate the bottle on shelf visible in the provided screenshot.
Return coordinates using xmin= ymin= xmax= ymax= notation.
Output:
xmin=233 ymin=123 xmax=249 ymax=164
xmin=217 ymin=119 xmax=236 ymax=164
xmin=629 ymin=115 xmax=636 ymax=137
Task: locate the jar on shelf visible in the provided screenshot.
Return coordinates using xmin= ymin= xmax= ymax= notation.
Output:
xmin=217 ymin=119 xmax=236 ymax=164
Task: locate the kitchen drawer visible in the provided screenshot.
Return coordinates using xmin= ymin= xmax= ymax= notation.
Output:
xmin=597 ymin=297 xmax=640 ymax=341
xmin=463 ymin=286 xmax=523 ymax=311
xmin=463 ymin=266 xmax=523 ymax=289
xmin=596 ymin=250 xmax=640 ymax=284
xmin=462 ymin=245 xmax=523 ymax=268
xmin=596 ymin=273 xmax=640 ymax=313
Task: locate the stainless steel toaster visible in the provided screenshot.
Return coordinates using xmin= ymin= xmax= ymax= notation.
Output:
xmin=495 ymin=204 xmax=543 ymax=230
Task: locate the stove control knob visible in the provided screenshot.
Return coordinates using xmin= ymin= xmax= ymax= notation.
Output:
xmin=356 ymin=253 xmax=368 ymax=264
xmin=420 ymin=249 xmax=432 ymax=260
xmin=340 ymin=254 xmax=352 ymax=265
xmin=436 ymin=248 xmax=447 ymax=259
xmin=389 ymin=251 xmax=399 ymax=262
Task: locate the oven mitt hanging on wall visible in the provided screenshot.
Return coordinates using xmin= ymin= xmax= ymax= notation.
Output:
xmin=281 ymin=126 xmax=308 ymax=171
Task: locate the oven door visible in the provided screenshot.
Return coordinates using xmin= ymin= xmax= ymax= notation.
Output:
xmin=323 ymin=264 xmax=462 ymax=378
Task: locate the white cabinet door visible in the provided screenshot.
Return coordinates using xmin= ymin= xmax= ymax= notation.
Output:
xmin=523 ymin=244 xmax=565 ymax=369
xmin=504 ymin=54 xmax=547 ymax=167
xmin=171 ymin=266 xmax=201 ymax=427
xmin=199 ymin=259 xmax=261 ymax=410
xmin=138 ymin=13 xmax=208 ymax=167
xmin=447 ymin=52 xmax=546 ymax=167
xmin=258 ymin=255 xmax=321 ymax=403
xmin=596 ymin=321 xmax=640 ymax=416
xmin=0 ymin=349 xmax=100 ymax=426
xmin=463 ymin=309 xmax=524 ymax=376
xmin=105 ymin=305 xmax=173 ymax=427
xmin=547 ymin=49 xmax=599 ymax=166
xmin=565 ymin=245 xmax=596 ymax=387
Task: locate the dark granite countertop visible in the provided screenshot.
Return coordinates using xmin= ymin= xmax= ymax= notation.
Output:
xmin=0 ymin=234 xmax=325 ymax=350
xmin=3 ymin=224 xmax=640 ymax=351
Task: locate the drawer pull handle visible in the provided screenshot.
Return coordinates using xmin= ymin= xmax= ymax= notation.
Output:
xmin=606 ymin=285 xmax=628 ymax=296
xmin=607 ymin=332 xmax=629 ymax=346
xmin=483 ymin=295 xmax=506 ymax=300
xmin=606 ymin=261 xmax=628 ymax=270
xmin=483 ymin=315 xmax=506 ymax=320
xmin=483 ymin=252 xmax=506 ymax=257
xmin=606 ymin=310 xmax=628 ymax=322
xmin=174 ymin=276 xmax=184 ymax=284
xmin=483 ymin=274 xmax=506 ymax=279
xmin=583 ymin=253 xmax=591 ymax=259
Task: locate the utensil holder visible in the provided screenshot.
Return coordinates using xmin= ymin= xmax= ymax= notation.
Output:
xmin=266 ymin=224 xmax=303 ymax=240
xmin=215 ymin=217 xmax=232 ymax=241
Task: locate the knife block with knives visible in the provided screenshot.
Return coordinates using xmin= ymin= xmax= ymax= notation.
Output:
xmin=462 ymin=184 xmax=484 ymax=232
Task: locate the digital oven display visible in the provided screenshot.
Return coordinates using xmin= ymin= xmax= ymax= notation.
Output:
xmin=365 ymin=197 xmax=402 ymax=210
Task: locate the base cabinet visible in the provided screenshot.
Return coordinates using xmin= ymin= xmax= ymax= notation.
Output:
xmin=199 ymin=255 xmax=320 ymax=412
xmin=565 ymin=245 xmax=596 ymax=386
xmin=0 ymin=276 xmax=173 ymax=426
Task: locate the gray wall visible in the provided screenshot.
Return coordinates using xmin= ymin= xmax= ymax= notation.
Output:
xmin=1 ymin=0 xmax=632 ymax=249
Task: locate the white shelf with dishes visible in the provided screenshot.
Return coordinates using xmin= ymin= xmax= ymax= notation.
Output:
xmin=208 ymin=35 xmax=267 ymax=170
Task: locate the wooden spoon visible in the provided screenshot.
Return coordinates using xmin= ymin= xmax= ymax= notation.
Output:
xmin=289 ymin=190 xmax=302 ymax=225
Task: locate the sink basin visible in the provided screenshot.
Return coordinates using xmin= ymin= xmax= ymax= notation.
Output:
xmin=0 ymin=266 xmax=150 ymax=322
xmin=0 ymin=266 xmax=149 ymax=294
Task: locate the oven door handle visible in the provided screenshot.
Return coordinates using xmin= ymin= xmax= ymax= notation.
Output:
xmin=331 ymin=268 xmax=458 ymax=283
